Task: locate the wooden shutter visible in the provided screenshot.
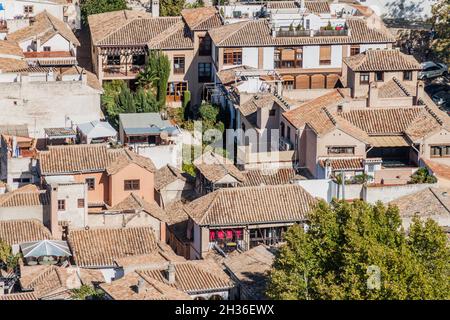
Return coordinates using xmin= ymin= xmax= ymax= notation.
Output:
xmin=326 ymin=74 xmax=339 ymax=88
xmin=281 ymin=49 xmax=295 ymax=60
xmin=311 ymin=74 xmax=325 ymax=89
xmin=319 ymin=45 xmax=331 ymax=63
xmin=296 ymin=75 xmax=310 ymax=89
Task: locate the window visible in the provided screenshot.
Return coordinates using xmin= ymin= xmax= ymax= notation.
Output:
xmin=198 ymin=63 xmax=212 ymax=82
xmin=319 ymin=45 xmax=331 ymax=65
xmin=132 ymin=55 xmax=145 ymax=65
xmin=375 ymin=71 xmax=384 ymax=82
xmin=232 ymin=11 xmax=242 ymax=18
xmin=223 ymin=49 xmax=242 ymax=65
xmin=12 ymin=178 xmax=31 ymax=183
xmin=85 ymin=178 xmax=95 ymax=191
xmin=403 ymin=71 xmax=413 ymax=81
xmin=328 ymin=146 xmax=355 ymax=155
xmin=199 ymin=36 xmax=211 ymax=56
xmin=269 ymin=109 xmax=276 ymax=116
xmin=107 ymin=55 xmax=120 ymax=65
xmin=43 ymin=46 xmax=51 ymax=52
xmin=350 ymin=45 xmax=360 ymax=56
xmin=280 ymin=122 xmax=285 ymax=138
xmin=58 ymin=200 xmax=66 ymax=211
xmin=167 ymin=81 xmax=187 ymax=102
xmin=77 ymin=199 xmax=85 ymax=208
xmin=360 ymin=72 xmax=370 ymax=84
xmin=275 ymin=48 xmax=303 ymax=68
xmin=173 ymin=56 xmax=185 ymax=74
xmin=287 ymin=126 xmax=291 ymax=139
xmin=283 ymin=80 xmax=294 ymax=91
xmin=431 ymin=146 xmax=450 ymax=157
xmin=337 ymin=104 xmax=343 ymax=113
xmin=124 ymin=179 xmax=140 ymax=191
xmin=305 ymin=19 xmax=310 ymax=30
xmin=24 ymin=5 xmax=33 ymax=14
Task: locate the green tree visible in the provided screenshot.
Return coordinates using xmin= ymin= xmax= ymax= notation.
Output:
xmin=134 ymin=88 xmax=160 ymax=113
xmin=185 ymin=0 xmax=204 ymax=9
xmin=160 ymin=0 xmax=186 ymax=16
xmin=409 ymin=167 xmax=437 ymax=184
xmin=71 ymin=285 xmax=105 ymax=300
xmin=137 ymin=51 xmax=171 ymax=107
xmin=199 ymin=103 xmax=219 ymax=123
xmin=0 ymin=240 xmax=21 ymax=271
xmin=80 ymin=0 xmax=127 ymax=25
xmin=430 ymin=0 xmax=450 ymax=65
xmin=267 ymin=200 xmax=450 ymax=300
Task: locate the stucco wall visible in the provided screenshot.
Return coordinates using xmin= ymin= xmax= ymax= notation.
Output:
xmin=0 ymin=81 xmax=102 ymax=138
xmin=109 ymin=162 xmax=155 ymax=207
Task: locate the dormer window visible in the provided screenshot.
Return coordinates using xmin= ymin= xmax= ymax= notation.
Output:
xmin=337 ymin=105 xmax=343 ymax=113
xmin=360 ymin=73 xmax=369 ymax=85
xmin=403 ymin=71 xmax=413 ymax=81
xmin=375 ymin=71 xmax=384 ymax=82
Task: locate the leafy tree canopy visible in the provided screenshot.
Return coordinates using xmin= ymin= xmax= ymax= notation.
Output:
xmin=81 ymin=0 xmax=127 ymax=25
xmin=431 ymin=0 xmax=450 ymax=64
xmin=71 ymin=285 xmax=105 ymax=300
xmin=0 ymin=240 xmax=21 ymax=271
xmin=267 ymin=200 xmax=450 ymax=300
xmin=160 ymin=0 xmax=186 ymax=16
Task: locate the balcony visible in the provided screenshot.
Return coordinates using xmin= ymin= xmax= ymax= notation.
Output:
xmin=102 ymin=65 xmax=144 ymax=79
xmin=275 ymin=29 xmax=311 ymax=37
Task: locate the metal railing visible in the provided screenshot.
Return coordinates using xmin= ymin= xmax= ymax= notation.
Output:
xmin=274 ymin=28 xmax=348 ymax=38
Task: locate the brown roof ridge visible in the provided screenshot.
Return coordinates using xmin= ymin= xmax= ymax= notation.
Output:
xmin=212 ymin=20 xmax=250 ymax=46
xmin=147 ymin=20 xmax=186 ymax=48
xmin=428 ymin=187 xmax=450 ymax=214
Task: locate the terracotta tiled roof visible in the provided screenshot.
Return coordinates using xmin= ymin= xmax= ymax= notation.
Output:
xmin=19 ymin=265 xmax=79 ymax=299
xmin=108 ymin=193 xmax=167 ymax=222
xmin=267 ymin=1 xmax=331 ymax=14
xmin=67 ymin=226 xmax=158 ymax=267
xmin=339 ymin=107 xmax=441 ymax=137
xmin=0 ymin=57 xmax=28 ymax=71
xmin=343 ymin=49 xmax=422 ymax=71
xmin=99 ymin=271 xmax=191 ymax=300
xmin=0 ymin=185 xmax=49 ymax=208
xmin=0 ymin=292 xmax=37 ymax=300
xmin=39 ymin=144 xmax=156 ymax=175
xmin=7 ymin=11 xmax=80 ymax=46
xmin=390 ymin=187 xmax=450 ymax=218
xmin=240 ymin=168 xmax=297 ymax=187
xmin=181 ymin=7 xmax=222 ymax=31
xmin=185 ymin=184 xmax=316 ymax=226
xmin=138 ymin=261 xmax=233 ymax=294
xmin=377 ymin=77 xmax=413 ymax=99
xmin=154 ymin=165 xmax=186 ymax=191
xmin=208 ymin=18 xmax=394 ymax=47
xmin=239 ymin=93 xmax=290 ymax=126
xmin=283 ymin=89 xmax=346 ymax=129
xmin=89 ymin=11 xmax=193 ymax=49
xmin=0 ymin=40 xmax=24 ymax=57
xmin=0 ymin=219 xmax=52 ymax=246
xmin=194 ymin=152 xmax=246 ymax=183
xmin=318 ymin=157 xmax=364 ymax=171
xmin=223 ymin=245 xmax=274 ymax=300
xmin=88 ymin=10 xmax=152 ymax=44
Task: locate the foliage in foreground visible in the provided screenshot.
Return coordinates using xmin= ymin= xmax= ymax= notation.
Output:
xmin=0 ymin=240 xmax=21 ymax=271
xmin=71 ymin=285 xmax=106 ymax=300
xmin=81 ymin=0 xmax=127 ymax=25
xmin=267 ymin=200 xmax=450 ymax=300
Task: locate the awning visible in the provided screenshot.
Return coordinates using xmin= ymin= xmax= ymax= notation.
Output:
xmin=44 ymin=127 xmax=77 ymax=139
xmin=20 ymin=240 xmax=71 ymax=258
xmin=370 ymin=136 xmax=410 ymax=147
xmin=282 ymin=75 xmax=294 ymax=81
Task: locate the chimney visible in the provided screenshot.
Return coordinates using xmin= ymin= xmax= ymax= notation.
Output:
xmin=152 ymin=0 xmax=159 ymax=17
xmin=415 ymin=80 xmax=424 ymax=105
xmin=48 ymin=184 xmax=62 ymax=239
xmin=165 ymin=263 xmax=176 ymax=284
xmin=368 ymin=82 xmax=378 ymax=107
xmin=136 ymin=278 xmax=146 ymax=294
